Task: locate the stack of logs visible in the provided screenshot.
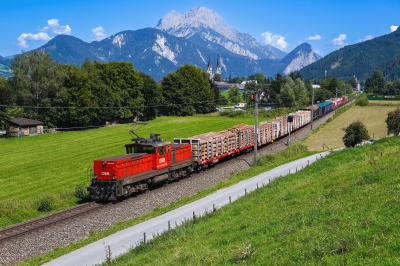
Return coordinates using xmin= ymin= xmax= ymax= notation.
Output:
xmin=229 ymin=124 xmax=254 ymax=148
xmin=189 ymin=129 xmax=237 ymax=161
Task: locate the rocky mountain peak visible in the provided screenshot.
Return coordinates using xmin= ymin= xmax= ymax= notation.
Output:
xmin=155 ymin=7 xmax=286 ymax=60
xmin=281 ymin=43 xmax=321 ymax=75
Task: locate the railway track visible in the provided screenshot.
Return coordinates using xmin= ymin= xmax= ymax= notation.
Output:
xmin=0 ymin=201 xmax=105 ymax=243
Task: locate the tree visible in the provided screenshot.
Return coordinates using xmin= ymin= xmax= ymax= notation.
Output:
xmin=355 ymin=97 xmax=369 ymax=106
xmin=304 ymin=79 xmax=313 ymax=98
xmin=278 ymin=84 xmax=296 ymax=108
xmin=213 ymin=73 xmax=222 ymax=82
xmin=293 ymin=78 xmax=309 ymax=107
xmin=161 ymin=64 xmax=214 ymax=116
xmin=0 ymin=77 xmax=23 ymax=130
xmin=348 ymin=76 xmax=358 ymax=89
xmin=209 ymin=79 xmax=221 ymax=106
xmin=219 ymin=95 xmax=228 ymax=105
xmin=270 ymin=73 xmax=284 ymax=103
xmin=342 ymin=121 xmax=370 ymax=147
xmin=386 ymin=108 xmax=400 ymax=136
xmin=243 ymin=81 xmax=257 ymax=106
xmin=314 ymin=88 xmax=334 ymax=102
xmin=95 ymin=61 xmax=144 ymax=119
xmin=138 ymin=72 xmax=163 ymax=119
xmin=228 ymin=86 xmax=241 ymax=105
xmin=365 ymin=70 xmax=386 ymax=94
xmin=10 ymin=50 xmax=68 ymax=125
xmin=253 ymin=73 xmax=266 ymax=84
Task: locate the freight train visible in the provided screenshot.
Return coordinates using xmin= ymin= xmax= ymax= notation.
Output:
xmin=87 ymin=96 xmax=349 ymax=201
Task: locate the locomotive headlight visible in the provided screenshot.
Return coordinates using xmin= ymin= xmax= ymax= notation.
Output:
xmin=112 ymin=174 xmax=116 ymax=180
xmin=94 ymin=173 xmax=98 ymax=179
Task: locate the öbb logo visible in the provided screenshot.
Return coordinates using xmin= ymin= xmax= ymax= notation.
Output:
xmin=101 ymin=172 xmax=110 ymax=176
xmin=159 ymin=158 xmax=166 ymax=163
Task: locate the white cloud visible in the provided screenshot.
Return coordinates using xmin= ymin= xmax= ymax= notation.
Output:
xmin=391 ymin=25 xmax=399 ymax=32
xmin=260 ymin=32 xmax=288 ymax=50
xmin=16 ymin=19 xmax=71 ymax=49
xmin=364 ymin=34 xmax=373 ymax=41
xmin=40 ymin=19 xmax=71 ymax=35
xmin=306 ymin=35 xmax=321 ymax=41
xmin=17 ymin=32 xmax=52 ymax=48
xmin=331 ymin=34 xmax=347 ymax=47
xmin=92 ymin=26 xmax=107 ymax=41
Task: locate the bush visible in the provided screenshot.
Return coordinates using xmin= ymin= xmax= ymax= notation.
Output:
xmin=219 ymin=95 xmax=228 ymax=105
xmin=355 ymin=97 xmax=369 ymax=106
xmin=75 ymin=183 xmax=89 ymax=200
xmin=342 ymin=121 xmax=370 ymax=147
xmin=219 ymin=109 xmax=247 ymax=117
xmin=38 ymin=196 xmax=54 ymax=212
xmin=386 ymin=107 xmax=400 ymax=136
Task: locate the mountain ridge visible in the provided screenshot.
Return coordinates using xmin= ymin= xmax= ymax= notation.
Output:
xmin=300 ymin=26 xmax=400 ymax=82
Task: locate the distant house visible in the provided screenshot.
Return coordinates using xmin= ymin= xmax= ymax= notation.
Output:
xmin=214 ymin=80 xmax=258 ymax=92
xmin=8 ymin=118 xmax=44 ymax=137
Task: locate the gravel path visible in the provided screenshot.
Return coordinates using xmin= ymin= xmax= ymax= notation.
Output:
xmin=0 ymin=102 xmax=352 ymax=266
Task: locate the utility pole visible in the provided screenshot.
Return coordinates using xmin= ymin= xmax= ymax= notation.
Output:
xmin=335 ymin=87 xmax=338 ymax=114
xmin=254 ymin=92 xmax=258 ymax=165
xmin=311 ymin=88 xmax=314 ymax=130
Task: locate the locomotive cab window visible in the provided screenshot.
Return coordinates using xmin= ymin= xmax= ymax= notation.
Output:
xmin=131 ymin=146 xmax=155 ymax=154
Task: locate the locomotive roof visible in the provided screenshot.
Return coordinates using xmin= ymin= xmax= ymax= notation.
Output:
xmin=95 ymin=153 xmax=147 ymax=162
xmin=126 ymin=141 xmax=171 ymax=147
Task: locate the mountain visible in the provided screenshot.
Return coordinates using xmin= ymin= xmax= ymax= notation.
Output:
xmin=37 ymin=28 xmax=318 ymax=81
xmin=378 ymin=53 xmax=400 ymax=81
xmin=280 ymin=43 xmax=321 ymax=75
xmin=38 ymin=28 xmax=290 ymax=81
xmin=0 ymin=55 xmax=12 ymax=78
xmin=155 ymin=7 xmax=286 ymax=60
xmin=300 ymin=26 xmax=400 ymax=82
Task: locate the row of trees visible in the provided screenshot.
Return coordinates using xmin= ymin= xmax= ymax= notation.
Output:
xmin=0 ymin=51 xmax=218 ymax=129
xmin=365 ymin=70 xmax=400 ymax=95
xmin=237 ymin=74 xmax=353 ymax=109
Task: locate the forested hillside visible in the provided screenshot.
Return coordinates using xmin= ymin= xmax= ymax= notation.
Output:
xmin=301 ymin=27 xmax=400 ymax=82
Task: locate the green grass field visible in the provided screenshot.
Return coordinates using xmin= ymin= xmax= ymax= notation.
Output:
xmin=0 ymin=115 xmax=257 ymax=227
xmin=106 ymin=136 xmax=400 ymax=265
xmin=305 ymin=106 xmax=397 ymax=151
xmin=369 ymin=100 xmax=400 ymax=105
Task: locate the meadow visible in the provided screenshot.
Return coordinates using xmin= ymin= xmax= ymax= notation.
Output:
xmin=105 ymin=136 xmax=400 ymax=265
xmin=369 ymin=100 xmax=400 ymax=105
xmin=305 ymin=106 xmax=397 ymax=151
xmin=0 ymin=115 xmax=258 ymax=227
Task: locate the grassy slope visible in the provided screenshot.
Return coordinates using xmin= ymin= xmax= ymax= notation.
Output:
xmin=305 ymin=106 xmax=397 ymax=151
xmin=110 ymin=136 xmax=400 ymax=265
xmin=0 ymin=115 xmax=256 ymax=227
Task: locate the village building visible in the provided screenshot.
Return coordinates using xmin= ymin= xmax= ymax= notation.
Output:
xmin=8 ymin=118 xmax=44 ymax=137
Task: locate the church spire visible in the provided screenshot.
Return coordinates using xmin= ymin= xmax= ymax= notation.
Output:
xmin=207 ymin=54 xmax=213 ymax=78
xmin=215 ymin=54 xmax=221 ymax=75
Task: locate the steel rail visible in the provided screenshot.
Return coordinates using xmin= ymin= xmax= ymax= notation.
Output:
xmin=0 ymin=202 xmax=105 ymax=243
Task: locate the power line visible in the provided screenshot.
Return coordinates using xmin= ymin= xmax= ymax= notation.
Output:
xmin=0 ymin=99 xmax=220 ymax=109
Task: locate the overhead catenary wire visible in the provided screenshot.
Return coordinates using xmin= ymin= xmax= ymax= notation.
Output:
xmin=0 ymin=99 xmax=221 ymax=109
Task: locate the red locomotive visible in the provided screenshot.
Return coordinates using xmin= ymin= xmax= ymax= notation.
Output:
xmin=88 ymin=134 xmax=193 ymax=201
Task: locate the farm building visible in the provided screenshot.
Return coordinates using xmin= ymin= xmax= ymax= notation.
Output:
xmin=8 ymin=118 xmax=44 ymax=136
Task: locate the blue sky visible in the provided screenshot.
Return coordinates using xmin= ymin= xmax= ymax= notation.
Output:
xmin=1 ymin=0 xmax=399 ymax=57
